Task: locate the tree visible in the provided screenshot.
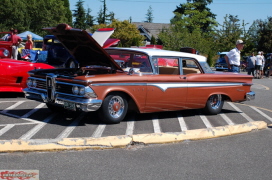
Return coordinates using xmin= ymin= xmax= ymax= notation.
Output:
xmin=97 ymin=0 xmax=115 ymax=24
xmin=86 ymin=8 xmax=95 ymax=27
xmin=150 ymin=35 xmax=156 ymax=44
xmin=0 ymin=0 xmax=28 ymax=32
xmin=172 ymin=0 xmax=217 ymax=33
xmin=91 ymin=20 xmax=144 ymax=47
xmin=0 ymin=0 xmax=69 ymax=36
xmin=215 ymin=14 xmax=244 ymax=53
xmin=73 ymin=0 xmax=87 ymax=29
xmin=157 ymin=0 xmax=218 ymax=66
xmin=61 ymin=0 xmax=73 ymax=26
xmin=145 ymin=6 xmax=153 ymax=23
xmin=256 ymin=17 xmax=272 ymax=53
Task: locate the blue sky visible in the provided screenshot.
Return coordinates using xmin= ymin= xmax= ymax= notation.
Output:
xmin=69 ymin=0 xmax=272 ymax=28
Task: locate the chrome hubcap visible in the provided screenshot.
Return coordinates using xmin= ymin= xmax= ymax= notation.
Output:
xmin=209 ymin=94 xmax=222 ymax=110
xmin=108 ymin=96 xmax=124 ymax=118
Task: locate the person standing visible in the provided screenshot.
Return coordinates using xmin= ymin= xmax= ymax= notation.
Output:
xmin=25 ymin=34 xmax=33 ymax=49
xmin=247 ymin=52 xmax=256 ymax=76
xmin=255 ymin=51 xmax=264 ymax=79
xmin=224 ymin=39 xmax=245 ymax=73
xmin=8 ymin=29 xmax=22 ymax=60
xmin=260 ymin=51 xmax=265 ymax=78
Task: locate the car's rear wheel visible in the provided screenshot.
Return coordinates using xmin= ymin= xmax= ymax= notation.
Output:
xmin=46 ymin=103 xmax=64 ymax=112
xmin=98 ymin=93 xmax=128 ymax=124
xmin=203 ymin=94 xmax=224 ymax=115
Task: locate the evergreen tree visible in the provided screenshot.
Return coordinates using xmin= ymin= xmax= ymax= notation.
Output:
xmin=73 ymin=0 xmax=87 ymax=29
xmin=172 ymin=0 xmax=217 ymax=33
xmin=215 ymin=14 xmax=244 ymax=53
xmin=150 ymin=35 xmax=156 ymax=44
xmin=97 ymin=0 xmax=115 ymax=24
xmin=86 ymin=8 xmax=95 ymax=28
xmin=145 ymin=6 xmax=153 ymax=23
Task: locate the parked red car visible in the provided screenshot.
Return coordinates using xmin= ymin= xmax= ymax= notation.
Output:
xmin=0 ymin=58 xmax=54 ymax=92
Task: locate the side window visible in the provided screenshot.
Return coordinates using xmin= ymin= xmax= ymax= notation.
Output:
xmin=182 ymin=59 xmax=201 ymax=75
xmin=109 ymin=52 xmax=152 ymax=73
xmin=153 ymin=57 xmax=180 ymax=75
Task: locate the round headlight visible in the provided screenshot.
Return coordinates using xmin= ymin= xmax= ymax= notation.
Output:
xmin=79 ymin=87 xmax=85 ymax=95
xmin=72 ymin=86 xmax=79 ymax=95
xmin=27 ymin=79 xmax=33 ymax=87
xmin=3 ymin=49 xmax=9 ymax=57
xmin=32 ymin=80 xmax=37 ymax=87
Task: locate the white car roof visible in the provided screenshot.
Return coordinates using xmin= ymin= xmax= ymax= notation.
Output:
xmin=106 ymin=47 xmax=207 ymax=63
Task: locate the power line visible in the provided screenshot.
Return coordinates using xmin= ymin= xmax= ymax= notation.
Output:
xmin=110 ymin=0 xmax=272 ymax=4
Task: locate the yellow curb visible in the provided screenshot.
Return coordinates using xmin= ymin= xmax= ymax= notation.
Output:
xmin=58 ymin=135 xmax=132 ymax=148
xmin=0 ymin=121 xmax=267 ymax=153
xmin=132 ymin=121 xmax=267 ymax=144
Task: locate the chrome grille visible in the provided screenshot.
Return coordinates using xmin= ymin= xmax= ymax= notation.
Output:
xmin=36 ymin=79 xmax=46 ymax=89
xmin=46 ymin=74 xmax=56 ymax=102
xmin=55 ymin=83 xmax=73 ymax=94
xmin=30 ymin=77 xmax=82 ymax=96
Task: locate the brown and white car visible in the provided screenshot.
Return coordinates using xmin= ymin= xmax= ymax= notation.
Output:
xmin=23 ymin=24 xmax=255 ymax=124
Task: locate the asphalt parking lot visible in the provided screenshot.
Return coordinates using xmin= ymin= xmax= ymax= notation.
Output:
xmin=0 ymin=76 xmax=271 ymax=152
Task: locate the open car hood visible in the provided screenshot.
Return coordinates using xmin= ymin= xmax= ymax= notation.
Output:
xmin=43 ymin=24 xmax=123 ymax=71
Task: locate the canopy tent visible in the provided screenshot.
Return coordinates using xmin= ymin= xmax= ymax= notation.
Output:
xmin=17 ymin=31 xmax=43 ymax=40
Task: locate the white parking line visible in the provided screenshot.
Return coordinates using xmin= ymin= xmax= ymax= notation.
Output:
xmin=250 ymin=106 xmax=272 ymax=122
xmin=0 ymin=101 xmax=25 ymax=114
xmin=56 ymin=112 xmax=86 ymax=140
xmin=176 ymin=112 xmax=187 ymax=131
xmin=220 ymin=113 xmax=235 ymax=125
xmin=21 ymin=103 xmax=46 ymax=118
xmin=92 ymin=124 xmax=106 ymax=138
xmin=126 ymin=117 xmax=135 ymax=135
xmin=199 ymin=114 xmax=213 ymax=128
xmin=0 ymin=124 xmax=14 ymax=136
xmin=152 ymin=114 xmax=161 ymax=133
xmin=228 ymin=102 xmax=254 ymax=122
xmin=0 ymin=123 xmax=37 ymax=127
xmin=20 ymin=113 xmax=57 ymax=140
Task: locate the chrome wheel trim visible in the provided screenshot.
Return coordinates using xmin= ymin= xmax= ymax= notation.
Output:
xmin=69 ymin=61 xmax=76 ymax=68
xmin=108 ymin=96 xmax=125 ymax=118
xmin=209 ymin=94 xmax=222 ymax=110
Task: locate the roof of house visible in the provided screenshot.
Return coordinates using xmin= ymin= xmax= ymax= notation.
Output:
xmin=132 ymin=22 xmax=170 ymax=39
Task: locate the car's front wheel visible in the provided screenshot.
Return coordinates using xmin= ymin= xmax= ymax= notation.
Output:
xmin=98 ymin=93 xmax=128 ymax=124
xmin=203 ymin=94 xmax=224 ymax=115
xmin=67 ymin=59 xmax=76 ymax=68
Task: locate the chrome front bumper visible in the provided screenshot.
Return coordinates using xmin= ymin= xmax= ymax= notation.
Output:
xmin=246 ymin=91 xmax=255 ymax=101
xmin=23 ymin=88 xmax=102 ymax=112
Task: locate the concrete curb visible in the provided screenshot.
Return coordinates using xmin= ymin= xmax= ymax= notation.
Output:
xmin=0 ymin=121 xmax=267 ymax=153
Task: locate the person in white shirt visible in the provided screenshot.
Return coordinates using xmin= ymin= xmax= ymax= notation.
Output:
xmin=260 ymin=51 xmax=265 ymax=78
xmin=225 ymin=39 xmax=245 ymax=73
xmin=255 ymin=51 xmax=264 ymax=79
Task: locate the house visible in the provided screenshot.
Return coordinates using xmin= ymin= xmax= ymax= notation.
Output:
xmin=132 ymin=22 xmax=170 ymax=45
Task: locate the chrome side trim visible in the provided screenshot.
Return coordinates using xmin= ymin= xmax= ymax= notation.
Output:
xmin=92 ymin=82 xmax=244 ymax=92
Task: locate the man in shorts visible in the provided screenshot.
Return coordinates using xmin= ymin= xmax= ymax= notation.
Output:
xmin=255 ymin=51 xmax=264 ymax=79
